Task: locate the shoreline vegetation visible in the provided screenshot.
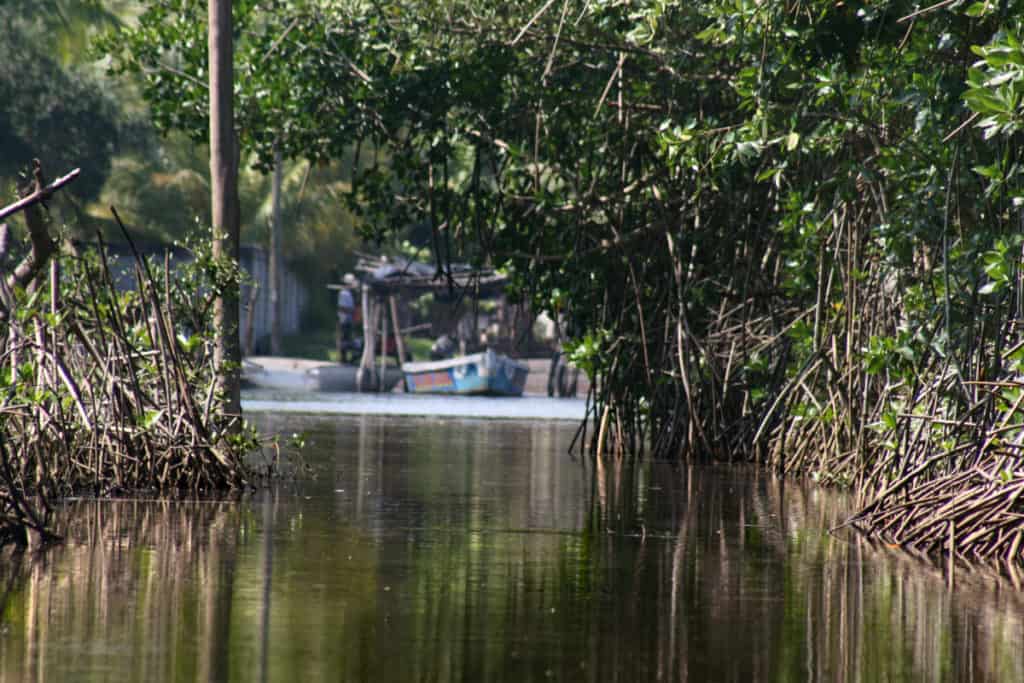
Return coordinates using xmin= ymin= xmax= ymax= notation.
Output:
xmin=0 ymin=164 xmax=264 ymax=549
xmin=284 ymin=1 xmax=1024 ymax=565
xmin=320 ymin=1 xmax=1024 ymax=565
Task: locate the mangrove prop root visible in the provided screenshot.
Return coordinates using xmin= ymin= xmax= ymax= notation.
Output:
xmin=0 ymin=197 xmax=259 ymax=549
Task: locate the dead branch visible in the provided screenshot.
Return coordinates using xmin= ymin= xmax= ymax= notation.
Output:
xmin=0 ymin=165 xmax=80 ymax=222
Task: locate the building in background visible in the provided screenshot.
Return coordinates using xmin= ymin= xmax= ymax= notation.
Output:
xmin=239 ymin=245 xmax=308 ymax=354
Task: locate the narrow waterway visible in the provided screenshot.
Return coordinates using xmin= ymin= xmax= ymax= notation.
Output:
xmin=1 ymin=411 xmax=1021 ymax=681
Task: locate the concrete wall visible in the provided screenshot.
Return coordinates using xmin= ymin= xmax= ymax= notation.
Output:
xmin=239 ymin=245 xmax=308 ymax=353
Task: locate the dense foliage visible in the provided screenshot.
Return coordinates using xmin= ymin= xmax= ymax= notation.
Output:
xmin=304 ymin=0 xmax=1010 ymax=460
xmin=0 ymin=3 xmax=119 ymax=202
xmin=211 ymin=0 xmax=1024 ymax=558
xmin=95 ymin=1 xmax=391 ymax=320
xmin=97 ymin=0 xmax=386 ymax=170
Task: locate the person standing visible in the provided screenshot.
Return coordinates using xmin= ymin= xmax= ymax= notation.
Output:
xmin=336 ymin=273 xmax=357 ymax=363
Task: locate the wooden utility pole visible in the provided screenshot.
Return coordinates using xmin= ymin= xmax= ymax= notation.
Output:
xmin=209 ymin=0 xmax=242 ymax=422
xmin=269 ymin=144 xmax=283 ymax=355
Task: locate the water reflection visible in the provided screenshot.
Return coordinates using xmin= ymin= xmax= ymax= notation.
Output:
xmin=0 ymin=415 xmax=1021 ymax=681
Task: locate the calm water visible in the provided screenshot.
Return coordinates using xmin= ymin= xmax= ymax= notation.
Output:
xmin=241 ymin=388 xmax=588 ymax=420
xmin=1 ymin=412 xmax=1023 ymax=681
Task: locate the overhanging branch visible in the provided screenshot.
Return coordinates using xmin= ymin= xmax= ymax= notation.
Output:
xmin=0 ymin=167 xmax=80 ymax=222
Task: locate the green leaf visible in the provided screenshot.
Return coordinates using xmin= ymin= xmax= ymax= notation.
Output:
xmin=965 ymin=1 xmax=992 ymax=17
xmin=964 ymin=88 xmax=1005 ymax=115
xmin=139 ymin=409 xmax=162 ymax=430
xmin=973 ymin=163 xmax=1002 ymax=179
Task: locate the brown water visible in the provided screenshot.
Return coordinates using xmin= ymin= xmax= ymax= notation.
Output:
xmin=1 ymin=413 xmax=1022 ymax=682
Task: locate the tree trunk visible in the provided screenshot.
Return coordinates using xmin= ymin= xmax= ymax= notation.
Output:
xmin=269 ymin=144 xmax=283 ymax=356
xmin=208 ymin=0 xmax=241 ymax=424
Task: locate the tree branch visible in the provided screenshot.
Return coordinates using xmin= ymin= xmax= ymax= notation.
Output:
xmin=0 ymin=166 xmax=80 ymax=222
xmin=1 ymin=164 xmax=79 ymax=316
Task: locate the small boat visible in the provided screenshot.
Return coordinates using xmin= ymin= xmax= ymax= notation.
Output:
xmin=241 ymin=358 xmax=403 ymax=393
xmin=240 ymin=359 xmax=268 ymax=389
xmin=402 ymin=350 xmax=529 ymax=396
xmin=305 ymin=364 xmax=404 ymax=393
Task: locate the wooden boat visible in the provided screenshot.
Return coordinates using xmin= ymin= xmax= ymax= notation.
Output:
xmin=304 ymin=364 xmax=404 ymax=393
xmin=242 ymin=358 xmax=403 ymax=393
xmin=402 ymin=350 xmax=529 ymax=396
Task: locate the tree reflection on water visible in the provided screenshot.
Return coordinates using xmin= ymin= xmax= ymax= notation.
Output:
xmin=0 ymin=414 xmax=1021 ymax=681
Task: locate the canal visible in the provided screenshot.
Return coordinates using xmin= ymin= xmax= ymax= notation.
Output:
xmin=0 ymin=410 xmax=1022 ymax=681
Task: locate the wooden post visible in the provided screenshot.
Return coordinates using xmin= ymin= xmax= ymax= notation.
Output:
xmin=269 ymin=145 xmax=283 ymax=355
xmin=379 ymin=294 xmax=388 ymax=375
xmin=356 ymin=287 xmax=377 ymax=392
xmin=243 ymin=283 xmax=259 ymax=356
xmin=388 ymin=295 xmax=407 ymax=365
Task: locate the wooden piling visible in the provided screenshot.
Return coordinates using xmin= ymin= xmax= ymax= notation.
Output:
xmin=357 ymin=286 xmax=378 ymax=392
xmin=389 ymin=295 xmax=407 ymax=365
xmin=379 ymin=293 xmax=388 ymax=376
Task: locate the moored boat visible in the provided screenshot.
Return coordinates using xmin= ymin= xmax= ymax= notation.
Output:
xmin=402 ymin=350 xmax=529 ymax=396
xmin=305 ymin=364 xmax=404 ymax=393
xmin=240 ymin=359 xmax=403 ymax=393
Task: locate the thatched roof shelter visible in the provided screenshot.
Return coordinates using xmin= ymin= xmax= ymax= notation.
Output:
xmin=327 ymin=254 xmax=509 ymax=392
xmin=351 ymin=254 xmax=508 ymax=300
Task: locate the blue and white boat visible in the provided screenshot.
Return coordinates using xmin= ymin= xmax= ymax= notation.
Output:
xmin=402 ymin=350 xmax=529 ymax=396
